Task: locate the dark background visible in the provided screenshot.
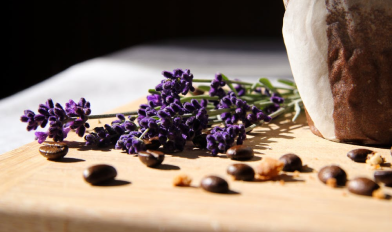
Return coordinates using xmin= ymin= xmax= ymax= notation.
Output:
xmin=4 ymin=0 xmax=285 ymax=99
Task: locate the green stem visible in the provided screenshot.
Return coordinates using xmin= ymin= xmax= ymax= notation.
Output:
xmin=139 ymin=128 xmax=150 ymax=140
xmin=245 ymin=124 xmax=257 ymax=133
xmin=192 ymin=79 xmax=253 ymax=86
xmin=87 ymin=111 xmax=138 ymax=119
xmin=180 ymin=95 xmax=219 ymax=103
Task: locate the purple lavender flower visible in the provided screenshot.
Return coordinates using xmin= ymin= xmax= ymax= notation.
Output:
xmin=155 ymin=69 xmax=195 ymax=107
xmin=217 ymin=92 xmax=254 ymax=126
xmin=115 ymin=131 xmax=146 ymax=154
xmin=209 ymin=73 xmax=226 ymax=99
xmin=270 ymin=93 xmax=284 ymax=104
xmin=206 ymin=124 xmax=246 ymax=156
xmin=147 ymin=94 xmax=162 ymax=108
xmin=21 ymin=98 xmax=92 ymax=144
xmin=84 ymin=114 xmax=138 ymax=147
xmin=234 ymin=81 xmax=246 ymax=96
xmin=21 ymin=110 xmax=39 ymax=131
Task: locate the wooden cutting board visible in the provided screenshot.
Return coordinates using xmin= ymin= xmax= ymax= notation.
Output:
xmin=1 ymin=98 xmax=391 ymax=232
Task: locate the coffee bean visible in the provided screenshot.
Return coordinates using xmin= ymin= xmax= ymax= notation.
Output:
xmin=226 ymin=145 xmax=254 ymax=160
xmin=39 ymin=142 xmax=68 ymax=160
xmin=83 ymin=164 xmax=117 ymax=185
xmin=227 ymin=164 xmax=255 ymax=181
xmin=318 ymin=165 xmax=347 ymax=186
xmin=347 ymin=177 xmax=380 ymax=196
xmin=192 ymin=88 xmax=205 ymax=96
xmin=374 ymin=170 xmax=392 ymax=186
xmin=200 ymin=175 xmax=229 ymax=193
xmin=279 ymin=153 xmax=302 ymax=172
xmin=138 ymin=150 xmax=165 ymax=167
xmin=347 ymin=149 xmax=374 ymax=162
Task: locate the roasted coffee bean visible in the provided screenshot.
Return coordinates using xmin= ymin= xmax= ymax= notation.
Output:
xmin=226 ymin=145 xmax=254 ymax=160
xmin=200 ymin=175 xmax=229 ymax=193
xmin=83 ymin=164 xmax=117 ymax=185
xmin=192 ymin=134 xmax=207 ymax=149
xmin=318 ymin=165 xmax=347 ymax=186
xmin=138 ymin=150 xmax=165 ymax=167
xmin=279 ymin=153 xmax=302 ymax=172
xmin=39 ymin=142 xmax=68 ymax=160
xmin=227 ymin=164 xmax=255 ymax=181
xmin=347 ymin=149 xmax=373 ymax=162
xmin=347 ymin=177 xmax=380 ymax=196
xmin=192 ymin=88 xmax=205 ymax=96
xmin=374 ymin=170 xmax=392 ymax=186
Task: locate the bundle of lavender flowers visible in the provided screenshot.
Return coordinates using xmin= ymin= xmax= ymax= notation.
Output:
xmin=21 ymin=69 xmax=302 ymax=156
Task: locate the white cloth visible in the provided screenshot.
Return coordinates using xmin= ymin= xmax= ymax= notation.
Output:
xmin=0 ymin=38 xmax=293 ymax=154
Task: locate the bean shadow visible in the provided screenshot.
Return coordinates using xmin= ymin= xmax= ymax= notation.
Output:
xmin=54 ymin=157 xmax=85 ymax=163
xmin=300 ymin=165 xmax=315 ymax=173
xmin=206 ymin=190 xmax=240 ymax=195
xmin=64 ymin=141 xmax=113 ymax=152
xmin=152 ymin=164 xmax=180 ymax=171
xmin=94 ymin=179 xmax=131 ymax=187
xmin=252 ymin=174 xmax=305 ymax=183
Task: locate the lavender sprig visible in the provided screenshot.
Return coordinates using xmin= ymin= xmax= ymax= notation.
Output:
xmin=21 ymin=69 xmax=302 ymax=157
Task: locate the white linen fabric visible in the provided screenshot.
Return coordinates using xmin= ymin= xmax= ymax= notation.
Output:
xmin=0 ymin=38 xmax=293 ymax=154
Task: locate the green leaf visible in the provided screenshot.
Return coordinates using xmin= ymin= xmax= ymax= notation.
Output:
xmin=258 ymin=78 xmax=277 ymax=93
xmin=196 ymin=85 xmax=211 ymax=92
xmin=221 ymin=74 xmax=238 ymax=95
xmin=278 ymin=79 xmax=296 ymax=88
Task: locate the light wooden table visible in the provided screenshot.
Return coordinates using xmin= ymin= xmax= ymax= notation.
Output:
xmin=1 ymin=99 xmax=391 ymax=232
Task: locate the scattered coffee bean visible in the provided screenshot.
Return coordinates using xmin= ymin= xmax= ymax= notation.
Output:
xmin=318 ymin=165 xmax=347 ymax=186
xmin=347 ymin=149 xmax=373 ymax=162
xmin=39 ymin=142 xmax=68 ymax=160
xmin=279 ymin=153 xmax=302 ymax=172
xmin=192 ymin=134 xmax=207 ymax=149
xmin=374 ymin=170 xmax=392 ymax=186
xmin=227 ymin=163 xmax=255 ymax=181
xmin=83 ymin=164 xmax=117 ymax=185
xmin=192 ymin=88 xmax=205 ymax=96
xmin=138 ymin=150 xmax=165 ymax=167
xmin=226 ymin=145 xmax=254 ymax=160
xmin=347 ymin=177 xmax=380 ymax=196
xmin=255 ymin=157 xmax=284 ymax=180
xmin=200 ymin=175 xmax=229 ymax=193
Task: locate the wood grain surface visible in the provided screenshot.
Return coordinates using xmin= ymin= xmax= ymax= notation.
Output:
xmin=1 ymin=98 xmax=391 ymax=232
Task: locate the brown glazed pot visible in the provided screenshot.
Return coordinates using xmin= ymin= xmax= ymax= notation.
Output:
xmin=282 ymin=0 xmax=392 ymax=145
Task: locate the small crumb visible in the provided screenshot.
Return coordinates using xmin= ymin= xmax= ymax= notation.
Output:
xmin=98 ymin=119 xmax=101 ymax=124
xmin=173 ymin=174 xmax=192 ymax=187
xmin=255 ymin=157 xmax=284 ymax=180
xmin=279 ymin=180 xmax=285 ymax=186
xmin=342 ymin=192 xmax=347 ymax=197
xmin=372 ymin=189 xmax=386 ymax=200
xmin=366 ymin=152 xmax=385 ymax=170
xmin=293 ymin=170 xmax=300 ymax=178
xmin=326 ymin=178 xmax=337 ymax=188
xmin=366 ymin=152 xmax=385 ymax=165
xmin=309 ymin=176 xmax=315 ymax=180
